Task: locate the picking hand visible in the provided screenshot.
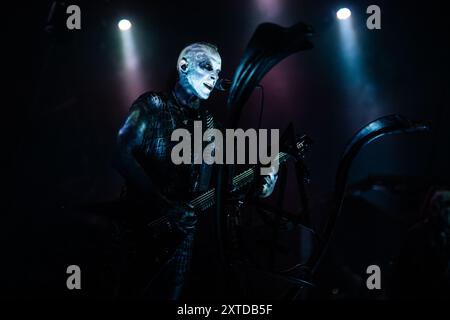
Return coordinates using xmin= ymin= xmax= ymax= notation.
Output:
xmin=259 ymin=170 xmax=278 ymax=198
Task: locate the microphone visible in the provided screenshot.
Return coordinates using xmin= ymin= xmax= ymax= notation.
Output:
xmin=215 ymin=78 xmax=232 ymax=92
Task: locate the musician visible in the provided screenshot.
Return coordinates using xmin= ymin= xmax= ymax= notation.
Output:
xmin=114 ymin=42 xmax=278 ymax=299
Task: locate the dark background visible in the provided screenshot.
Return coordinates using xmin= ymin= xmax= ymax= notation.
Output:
xmin=2 ymin=0 xmax=449 ymax=298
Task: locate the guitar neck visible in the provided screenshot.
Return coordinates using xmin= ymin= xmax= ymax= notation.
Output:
xmin=189 ymin=151 xmax=290 ymax=212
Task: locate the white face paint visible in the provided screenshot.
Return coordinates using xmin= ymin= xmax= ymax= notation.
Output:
xmin=178 ymin=44 xmax=222 ymax=100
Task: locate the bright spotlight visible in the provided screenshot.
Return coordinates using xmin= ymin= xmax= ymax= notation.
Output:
xmin=118 ymin=19 xmax=132 ymax=31
xmin=336 ymin=8 xmax=351 ymax=20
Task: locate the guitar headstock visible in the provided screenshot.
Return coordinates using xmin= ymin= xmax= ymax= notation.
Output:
xmin=291 ymin=134 xmax=313 ymax=159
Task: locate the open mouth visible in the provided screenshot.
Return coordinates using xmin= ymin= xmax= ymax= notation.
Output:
xmin=203 ymin=83 xmax=213 ymax=91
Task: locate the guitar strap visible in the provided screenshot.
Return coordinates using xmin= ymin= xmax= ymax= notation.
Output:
xmin=196 ymin=109 xmax=215 ymax=192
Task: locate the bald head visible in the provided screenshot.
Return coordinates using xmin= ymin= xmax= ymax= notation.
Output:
xmin=177 ymin=42 xmax=222 ymax=100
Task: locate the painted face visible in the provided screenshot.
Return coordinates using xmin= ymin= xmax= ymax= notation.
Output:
xmin=178 ymin=44 xmax=222 ymax=100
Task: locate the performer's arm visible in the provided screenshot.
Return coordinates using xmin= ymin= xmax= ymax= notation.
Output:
xmin=114 ymin=106 xmax=164 ymax=200
xmin=114 ymin=101 xmax=193 ymax=214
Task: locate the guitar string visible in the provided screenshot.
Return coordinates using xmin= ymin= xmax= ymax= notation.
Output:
xmin=191 ymin=165 xmax=256 ymax=207
xmin=190 ymin=152 xmax=288 ymax=208
xmin=191 ymin=171 xmax=250 ymax=208
xmin=190 ymin=168 xmax=254 ymax=207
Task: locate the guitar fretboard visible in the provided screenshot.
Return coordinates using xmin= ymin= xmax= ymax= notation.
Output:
xmin=189 ymin=151 xmax=290 ymax=211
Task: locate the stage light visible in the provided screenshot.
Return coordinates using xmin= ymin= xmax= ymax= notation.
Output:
xmin=336 ymin=8 xmax=351 ymax=20
xmin=336 ymin=6 xmax=379 ymax=122
xmin=117 ymin=17 xmax=145 ymax=105
xmin=118 ymin=19 xmax=132 ymax=31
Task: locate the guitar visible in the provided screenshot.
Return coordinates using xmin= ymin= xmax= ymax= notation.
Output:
xmin=142 ymin=135 xmax=312 ymax=265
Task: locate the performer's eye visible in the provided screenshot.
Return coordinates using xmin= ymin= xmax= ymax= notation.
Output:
xmin=204 ymin=63 xmax=213 ymax=71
